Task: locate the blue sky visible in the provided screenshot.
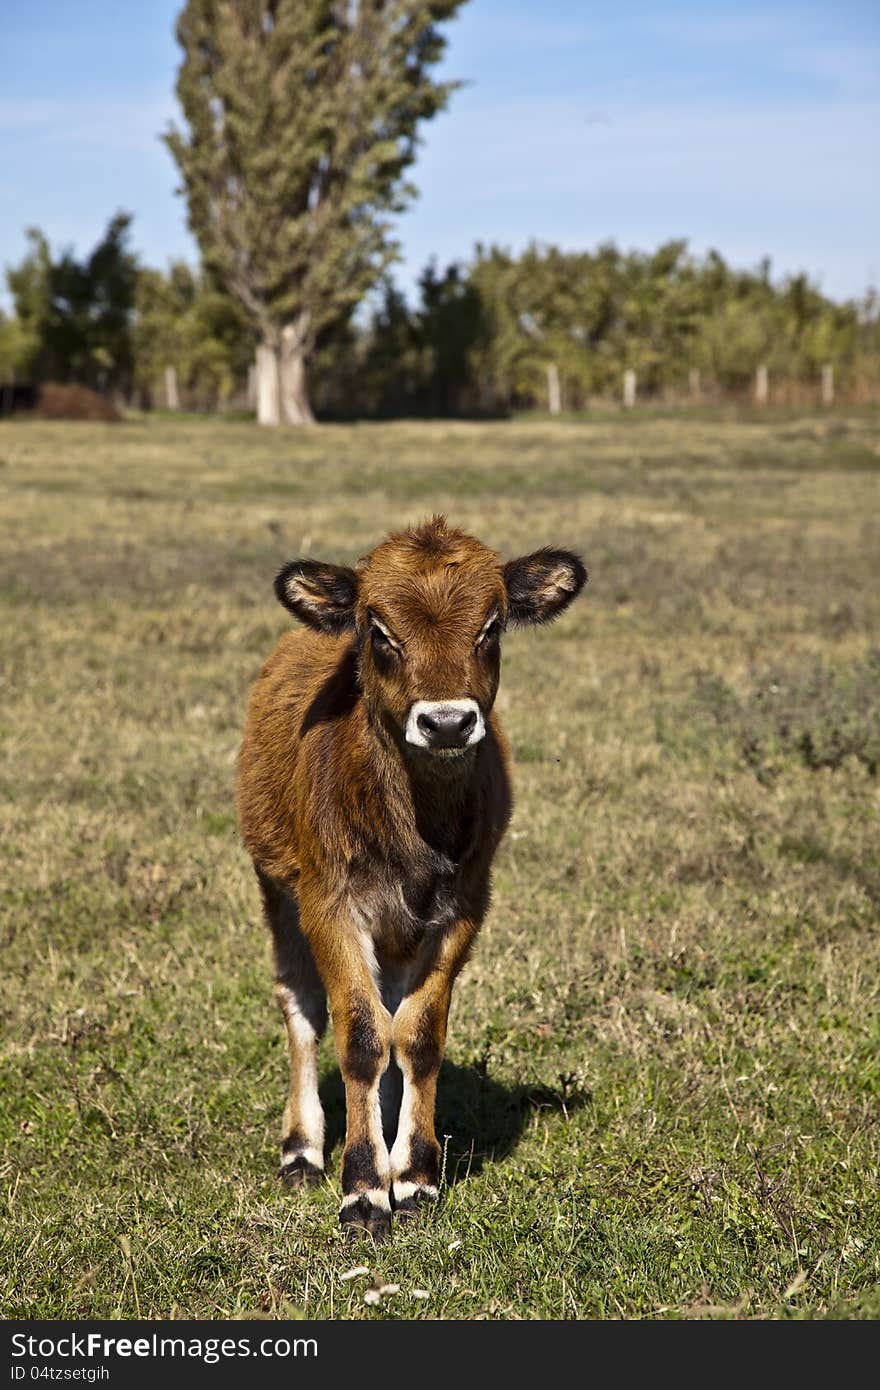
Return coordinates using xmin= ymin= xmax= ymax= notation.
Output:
xmin=1 ymin=0 xmax=878 ymax=309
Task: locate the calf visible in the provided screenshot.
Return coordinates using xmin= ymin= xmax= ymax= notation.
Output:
xmin=236 ymin=516 xmax=586 ymax=1240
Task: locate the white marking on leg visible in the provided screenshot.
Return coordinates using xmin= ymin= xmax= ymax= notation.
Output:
xmin=281 ymin=1145 xmax=325 ymax=1172
xmin=340 ymin=1187 xmax=392 ymax=1214
xmin=347 ymin=900 xmax=382 ymax=989
xmin=392 ymin=1180 xmax=438 ymax=1204
xmin=276 ymin=984 xmax=325 ymax=1163
xmin=389 ymin=1056 xmax=417 ymax=1182
xmin=367 ymin=1082 xmax=391 ymax=1188
xmin=355 ymin=925 xmax=380 ymax=985
xmin=353 ymin=911 xmax=392 ymax=1172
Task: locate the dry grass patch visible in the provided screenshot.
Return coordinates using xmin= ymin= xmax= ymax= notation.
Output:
xmin=1 ymin=410 xmax=878 ymax=1319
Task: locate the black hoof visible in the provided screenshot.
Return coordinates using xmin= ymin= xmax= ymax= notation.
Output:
xmin=340 ymin=1192 xmax=392 ymax=1244
xmin=394 ymin=1186 xmax=438 ymax=1221
xmin=280 ymin=1155 xmax=324 ymax=1189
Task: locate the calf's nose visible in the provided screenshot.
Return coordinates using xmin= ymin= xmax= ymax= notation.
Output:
xmin=406 ymin=698 xmax=485 ymax=750
xmin=416 ymin=704 xmax=478 ymax=749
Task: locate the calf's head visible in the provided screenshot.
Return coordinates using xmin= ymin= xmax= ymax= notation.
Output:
xmin=275 ymin=517 xmax=586 ymax=755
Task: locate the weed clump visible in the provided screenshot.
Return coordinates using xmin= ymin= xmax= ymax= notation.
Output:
xmin=696 ymin=653 xmax=880 ymax=781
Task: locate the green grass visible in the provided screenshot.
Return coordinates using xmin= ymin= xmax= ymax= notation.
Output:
xmin=1 ymin=410 xmax=879 ymax=1320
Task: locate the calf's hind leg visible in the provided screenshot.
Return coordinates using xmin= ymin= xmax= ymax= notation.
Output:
xmin=257 ymin=871 xmax=327 ymax=1186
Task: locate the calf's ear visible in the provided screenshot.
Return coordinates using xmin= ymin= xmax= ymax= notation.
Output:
xmin=503 ymin=547 xmax=587 ymax=626
xmin=274 ymin=560 xmax=358 ymax=634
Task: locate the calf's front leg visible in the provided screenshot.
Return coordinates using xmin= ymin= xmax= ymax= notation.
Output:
xmin=300 ymin=886 xmax=394 ymax=1240
xmin=333 ymin=989 xmax=393 ymax=1240
xmin=389 ymin=919 xmax=477 ymax=1217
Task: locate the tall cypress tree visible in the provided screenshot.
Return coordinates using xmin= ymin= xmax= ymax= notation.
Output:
xmin=165 ymin=0 xmax=466 ymax=424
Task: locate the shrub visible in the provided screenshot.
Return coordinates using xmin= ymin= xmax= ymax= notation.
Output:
xmin=34 ymin=383 xmax=121 ymax=422
xmin=696 ymin=653 xmax=880 ymax=781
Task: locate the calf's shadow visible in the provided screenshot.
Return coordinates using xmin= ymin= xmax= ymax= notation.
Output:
xmin=318 ymin=1055 xmax=587 ymax=1184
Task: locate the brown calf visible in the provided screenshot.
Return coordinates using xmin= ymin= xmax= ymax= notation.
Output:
xmin=236 ymin=516 xmax=586 ymax=1240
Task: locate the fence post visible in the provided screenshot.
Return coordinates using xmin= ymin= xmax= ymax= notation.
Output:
xmin=821 ymin=363 xmax=834 ymax=407
xmin=754 ymin=363 xmax=769 ymax=406
xmin=623 ymin=369 xmax=636 ymax=409
xmin=164 ymin=365 xmax=180 ymax=411
xmin=255 ymin=344 xmax=281 ymax=426
xmin=546 ymin=362 xmax=561 ymax=415
xmin=689 ymin=367 xmax=701 ymax=401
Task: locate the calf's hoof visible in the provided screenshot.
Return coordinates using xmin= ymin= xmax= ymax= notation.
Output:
xmin=280 ymin=1155 xmax=324 ymax=1189
xmin=393 ymin=1182 xmax=439 ymax=1220
xmin=339 ymin=1191 xmax=392 ymax=1244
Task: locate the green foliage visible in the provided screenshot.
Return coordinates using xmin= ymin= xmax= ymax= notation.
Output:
xmin=0 ymin=309 xmax=39 ymax=381
xmin=133 ymin=262 xmax=254 ymax=408
xmin=6 ymin=214 xmax=138 ymax=393
xmin=345 ymin=262 xmax=484 ymax=417
xmin=335 ymin=241 xmax=880 ymax=416
xmin=4 ymin=208 xmax=878 ymax=420
xmin=2 ymin=220 xmax=251 ymax=410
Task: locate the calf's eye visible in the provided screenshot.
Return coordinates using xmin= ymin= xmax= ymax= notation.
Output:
xmin=371 ymin=626 xmax=397 ymax=656
xmin=476 ymin=619 xmax=501 ymax=649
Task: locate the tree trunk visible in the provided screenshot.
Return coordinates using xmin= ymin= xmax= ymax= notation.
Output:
xmin=280 ymin=319 xmax=315 ymax=425
xmin=164 ymin=365 xmax=180 ymax=411
xmin=255 ymin=343 xmax=280 ymax=426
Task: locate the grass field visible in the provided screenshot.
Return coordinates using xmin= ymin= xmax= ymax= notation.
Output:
xmin=1 ymin=410 xmax=878 ymax=1320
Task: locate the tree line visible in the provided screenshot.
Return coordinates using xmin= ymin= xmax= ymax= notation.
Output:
xmin=316 ymin=242 xmax=880 ymax=416
xmin=3 ymin=216 xmax=877 ymax=416
xmin=1 ymin=0 xmax=878 ymax=420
